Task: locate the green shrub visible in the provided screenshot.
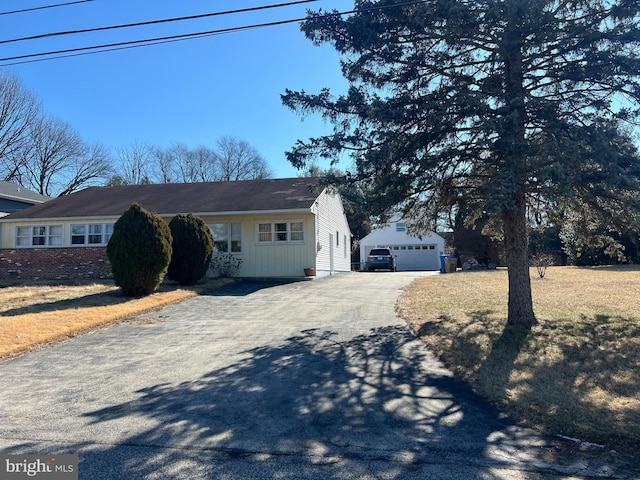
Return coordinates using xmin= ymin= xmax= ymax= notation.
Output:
xmin=167 ymin=213 xmax=214 ymax=285
xmin=107 ymin=203 xmax=173 ymax=296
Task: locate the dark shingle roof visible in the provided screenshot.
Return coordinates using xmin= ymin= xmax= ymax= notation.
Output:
xmin=0 ymin=181 xmax=50 ymax=204
xmin=3 ymin=177 xmax=322 ymax=220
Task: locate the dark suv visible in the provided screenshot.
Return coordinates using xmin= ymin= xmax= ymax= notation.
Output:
xmin=365 ymin=248 xmax=397 ymax=272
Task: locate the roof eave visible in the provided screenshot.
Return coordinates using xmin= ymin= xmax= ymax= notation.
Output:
xmin=175 ymin=208 xmax=315 ymax=217
xmin=0 ymin=207 xmax=315 ymax=223
xmin=0 ymin=194 xmax=47 ymax=204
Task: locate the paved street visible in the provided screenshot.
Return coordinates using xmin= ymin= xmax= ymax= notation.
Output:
xmin=0 ymin=272 xmax=636 ymax=479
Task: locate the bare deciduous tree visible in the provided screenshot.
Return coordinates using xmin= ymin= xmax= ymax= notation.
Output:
xmin=150 ymin=145 xmax=177 ymax=184
xmin=18 ymin=115 xmax=111 ymax=196
xmin=172 ymin=142 xmax=213 ymax=183
xmin=214 ymin=136 xmax=271 ymax=181
xmin=190 ymin=145 xmax=217 ymax=182
xmin=0 ymin=70 xmax=40 ymax=182
xmin=22 ymin=116 xmax=83 ymax=195
xmin=56 ymin=142 xmax=111 ymax=196
xmin=113 ymin=139 xmax=152 ymax=185
xmin=148 ymin=138 xmax=272 ymax=184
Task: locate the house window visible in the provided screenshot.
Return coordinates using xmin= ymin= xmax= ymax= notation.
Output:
xmin=290 ymin=222 xmax=304 ymax=241
xmin=396 ymin=222 xmax=406 ymax=232
xmin=275 ymin=223 xmax=288 ymax=242
xmin=16 ymin=225 xmax=63 ymax=247
xmin=210 ymin=223 xmax=242 ymax=253
xmin=257 ymin=223 xmax=272 ymax=243
xmin=71 ymin=223 xmax=114 ymax=245
xmin=257 ymin=221 xmax=304 ymax=244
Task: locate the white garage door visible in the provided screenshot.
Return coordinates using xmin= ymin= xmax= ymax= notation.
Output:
xmin=390 ymin=244 xmax=440 ymax=271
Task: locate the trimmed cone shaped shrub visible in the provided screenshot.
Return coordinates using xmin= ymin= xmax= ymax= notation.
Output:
xmin=107 ymin=203 xmax=173 ymax=296
xmin=167 ymin=213 xmax=214 ymax=285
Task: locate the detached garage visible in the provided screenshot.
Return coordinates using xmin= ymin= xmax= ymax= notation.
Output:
xmin=359 ymin=219 xmax=445 ymax=271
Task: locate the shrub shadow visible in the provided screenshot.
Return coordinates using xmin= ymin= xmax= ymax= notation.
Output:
xmin=0 ymin=290 xmax=127 ymax=317
xmin=203 ymin=279 xmax=307 ymax=297
xmin=0 ymin=278 xmax=229 ymax=316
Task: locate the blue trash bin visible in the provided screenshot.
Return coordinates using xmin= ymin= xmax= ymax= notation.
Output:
xmin=439 ymin=255 xmax=447 ymax=273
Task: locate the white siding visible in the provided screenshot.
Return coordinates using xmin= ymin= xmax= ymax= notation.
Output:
xmin=312 ymin=189 xmax=352 ymax=277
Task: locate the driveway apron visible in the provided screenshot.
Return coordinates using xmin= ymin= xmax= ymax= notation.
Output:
xmin=0 ymin=272 xmax=634 ymax=479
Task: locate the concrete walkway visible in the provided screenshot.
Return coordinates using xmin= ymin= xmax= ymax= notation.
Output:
xmin=0 ymin=272 xmax=636 ymax=479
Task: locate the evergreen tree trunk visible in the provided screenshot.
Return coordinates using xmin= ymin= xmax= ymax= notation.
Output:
xmin=503 ymin=190 xmax=536 ymax=327
xmin=501 ymin=6 xmax=536 ymax=327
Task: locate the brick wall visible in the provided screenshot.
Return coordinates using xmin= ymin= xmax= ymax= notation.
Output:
xmin=0 ymin=247 xmax=112 ymax=281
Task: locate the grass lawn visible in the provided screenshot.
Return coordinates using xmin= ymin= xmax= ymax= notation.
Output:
xmin=398 ymin=265 xmax=640 ymax=455
xmin=0 ymin=278 xmax=231 ymax=359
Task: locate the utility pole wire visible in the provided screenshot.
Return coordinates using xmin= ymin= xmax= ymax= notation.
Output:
xmin=0 ymin=0 xmax=318 ymax=45
xmin=0 ymin=18 xmax=302 ymax=64
xmin=0 ymin=0 xmax=94 ymax=16
xmin=0 ymin=0 xmax=429 ymax=66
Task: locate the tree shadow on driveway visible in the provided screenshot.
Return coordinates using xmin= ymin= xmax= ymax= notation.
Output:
xmin=71 ymin=325 xmax=573 ymax=479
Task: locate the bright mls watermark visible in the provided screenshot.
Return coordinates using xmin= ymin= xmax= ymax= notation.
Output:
xmin=1 ymin=455 xmax=77 ymax=479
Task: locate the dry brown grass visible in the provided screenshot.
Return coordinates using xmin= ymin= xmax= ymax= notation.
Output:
xmin=398 ymin=265 xmax=640 ymax=454
xmin=0 ymin=279 xmax=231 ymax=359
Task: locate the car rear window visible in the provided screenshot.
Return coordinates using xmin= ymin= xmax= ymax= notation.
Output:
xmin=370 ymin=249 xmax=392 ymax=256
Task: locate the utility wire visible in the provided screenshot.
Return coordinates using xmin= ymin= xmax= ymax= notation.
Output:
xmin=0 ymin=18 xmax=301 ymax=64
xmin=0 ymin=0 xmax=94 ymax=16
xmin=0 ymin=0 xmax=318 ymax=45
xmin=0 ymin=0 xmax=429 ymax=66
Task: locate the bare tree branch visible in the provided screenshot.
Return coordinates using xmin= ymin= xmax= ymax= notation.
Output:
xmin=0 ymin=70 xmax=40 ymax=182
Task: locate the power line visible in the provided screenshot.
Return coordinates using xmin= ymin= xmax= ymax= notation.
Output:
xmin=0 ymin=0 xmax=94 ymax=16
xmin=0 ymin=0 xmax=429 ymax=66
xmin=0 ymin=0 xmax=318 ymax=45
xmin=0 ymin=17 xmax=303 ymax=64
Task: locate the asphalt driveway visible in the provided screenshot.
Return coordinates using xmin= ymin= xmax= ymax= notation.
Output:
xmin=0 ymin=272 xmax=635 ymax=479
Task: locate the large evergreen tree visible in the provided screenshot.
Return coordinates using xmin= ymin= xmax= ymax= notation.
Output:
xmin=282 ymin=0 xmax=640 ymax=327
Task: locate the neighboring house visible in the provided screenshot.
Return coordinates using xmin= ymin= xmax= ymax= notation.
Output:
xmin=0 ymin=181 xmax=50 ymax=218
xmin=0 ymin=177 xmax=352 ymax=281
xmin=359 ymin=219 xmax=445 ymax=271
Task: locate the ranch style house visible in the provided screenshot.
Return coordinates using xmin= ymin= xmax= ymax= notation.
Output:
xmin=0 ymin=177 xmax=352 ymax=281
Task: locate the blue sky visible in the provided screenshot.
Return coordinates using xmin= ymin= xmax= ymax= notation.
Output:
xmin=0 ymin=0 xmax=353 ymax=179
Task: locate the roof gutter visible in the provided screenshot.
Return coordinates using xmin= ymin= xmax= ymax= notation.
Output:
xmin=0 ymin=193 xmax=48 ymax=204
xmin=0 ymin=207 xmax=314 ymax=224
